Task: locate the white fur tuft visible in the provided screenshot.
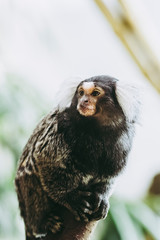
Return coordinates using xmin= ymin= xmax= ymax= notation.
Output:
xmin=115 ymin=81 xmax=141 ymax=122
xmin=55 ymin=77 xmax=83 ymax=111
xmin=34 ymin=232 xmax=47 ymax=238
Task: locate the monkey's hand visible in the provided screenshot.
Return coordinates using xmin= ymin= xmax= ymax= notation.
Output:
xmin=67 ymin=190 xmax=109 ymax=222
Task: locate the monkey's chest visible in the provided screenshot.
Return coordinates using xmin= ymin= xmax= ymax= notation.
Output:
xmin=62 ymin=123 xmax=120 ymax=176
xmin=71 ymin=136 xmax=113 ymax=176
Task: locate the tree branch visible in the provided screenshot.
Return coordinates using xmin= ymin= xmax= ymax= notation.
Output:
xmin=40 ymin=208 xmax=97 ymax=240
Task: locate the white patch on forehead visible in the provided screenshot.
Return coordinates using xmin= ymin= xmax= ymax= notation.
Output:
xmin=82 ymin=82 xmax=94 ymax=89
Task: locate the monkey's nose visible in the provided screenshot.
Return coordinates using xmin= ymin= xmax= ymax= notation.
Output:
xmin=81 ymin=99 xmax=89 ymax=107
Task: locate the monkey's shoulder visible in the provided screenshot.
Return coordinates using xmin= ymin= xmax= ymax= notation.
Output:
xmin=16 ymin=110 xmax=61 ymax=174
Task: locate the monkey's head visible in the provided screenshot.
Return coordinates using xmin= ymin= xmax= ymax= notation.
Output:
xmin=58 ymin=75 xmax=140 ymax=125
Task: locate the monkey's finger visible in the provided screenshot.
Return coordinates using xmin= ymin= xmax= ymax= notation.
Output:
xmin=82 ymin=207 xmax=93 ymax=215
xmin=81 ymin=200 xmax=92 ymax=209
xmin=73 ymin=208 xmax=90 ymax=222
xmin=78 ymin=211 xmax=90 ymax=223
xmin=92 ymin=193 xmax=102 ymax=212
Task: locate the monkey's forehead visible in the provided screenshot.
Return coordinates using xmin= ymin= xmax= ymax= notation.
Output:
xmin=82 ymin=81 xmax=94 ymax=89
xmin=78 ymin=80 xmax=116 ymax=94
xmin=80 ymin=82 xmax=96 ymax=95
xmin=78 ymin=81 xmax=104 ymax=95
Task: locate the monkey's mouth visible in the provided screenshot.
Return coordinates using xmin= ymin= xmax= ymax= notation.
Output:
xmin=78 ymin=104 xmax=96 ymax=117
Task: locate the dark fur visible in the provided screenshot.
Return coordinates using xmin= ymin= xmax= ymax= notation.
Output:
xmin=15 ymin=76 xmax=138 ymax=239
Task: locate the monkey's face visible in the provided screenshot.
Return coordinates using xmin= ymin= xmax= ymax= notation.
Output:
xmin=76 ymin=82 xmax=105 ymax=117
xmin=60 ymin=75 xmax=139 ymax=124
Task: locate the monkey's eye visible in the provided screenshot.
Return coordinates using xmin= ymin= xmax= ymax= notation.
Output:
xmin=91 ymin=90 xmax=100 ymax=96
xmin=79 ymin=90 xmax=84 ymax=96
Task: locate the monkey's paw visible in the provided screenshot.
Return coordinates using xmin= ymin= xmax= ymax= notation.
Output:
xmin=68 ymin=190 xmax=109 ymax=222
xmin=90 ymin=197 xmax=109 ymax=220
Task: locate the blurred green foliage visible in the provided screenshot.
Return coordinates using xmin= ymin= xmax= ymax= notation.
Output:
xmin=0 ymin=76 xmax=160 ymax=240
xmin=0 ymin=74 xmax=47 ymax=239
xmin=95 ymin=197 xmax=160 ymax=240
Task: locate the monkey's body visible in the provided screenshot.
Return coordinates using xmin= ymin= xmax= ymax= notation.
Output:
xmin=15 ymin=76 xmax=139 ymax=239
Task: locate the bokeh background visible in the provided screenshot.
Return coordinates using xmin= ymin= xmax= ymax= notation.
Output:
xmin=0 ymin=0 xmax=160 ymax=239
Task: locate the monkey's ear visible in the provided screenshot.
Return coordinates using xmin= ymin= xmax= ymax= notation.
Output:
xmin=56 ymin=77 xmax=83 ymax=111
xmin=115 ymin=81 xmax=141 ymax=123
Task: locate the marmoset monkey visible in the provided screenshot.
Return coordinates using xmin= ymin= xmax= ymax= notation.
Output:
xmin=15 ymin=75 xmax=140 ymax=239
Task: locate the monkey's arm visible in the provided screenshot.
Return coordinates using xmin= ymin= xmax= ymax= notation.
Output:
xmin=36 ymin=156 xmax=109 ymax=222
xmin=28 ymin=112 xmax=109 ymax=222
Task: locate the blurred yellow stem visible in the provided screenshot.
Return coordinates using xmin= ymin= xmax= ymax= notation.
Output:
xmin=94 ymin=0 xmax=160 ymax=93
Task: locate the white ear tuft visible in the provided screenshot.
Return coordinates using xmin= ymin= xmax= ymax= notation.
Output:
xmin=115 ymin=81 xmax=141 ymax=123
xmin=56 ymin=77 xmax=83 ymax=111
